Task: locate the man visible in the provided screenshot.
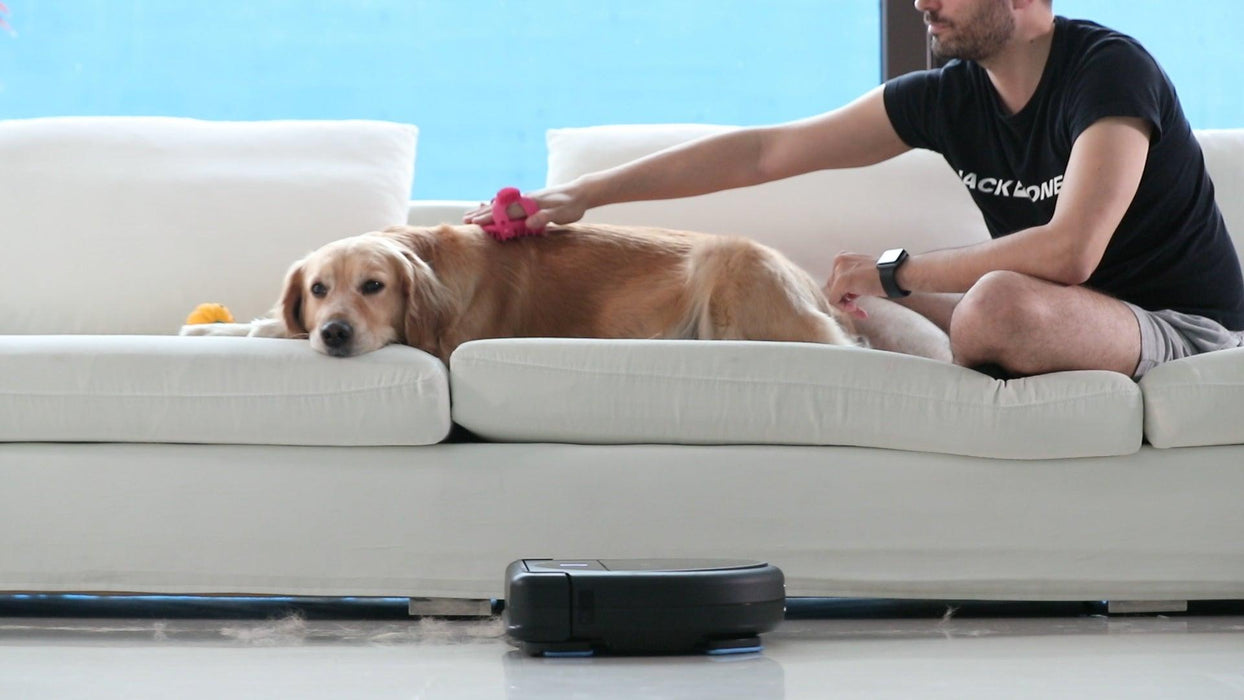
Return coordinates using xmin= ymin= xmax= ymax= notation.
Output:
xmin=465 ymin=0 xmax=1244 ymax=379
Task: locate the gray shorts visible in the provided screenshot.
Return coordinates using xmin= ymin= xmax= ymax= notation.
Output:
xmin=1125 ymin=302 xmax=1244 ymax=379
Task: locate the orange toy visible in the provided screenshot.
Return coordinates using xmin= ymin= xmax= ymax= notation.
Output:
xmin=185 ymin=303 xmax=235 ymax=325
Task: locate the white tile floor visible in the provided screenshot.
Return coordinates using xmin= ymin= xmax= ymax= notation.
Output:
xmin=2 ymin=608 xmax=1244 ymax=699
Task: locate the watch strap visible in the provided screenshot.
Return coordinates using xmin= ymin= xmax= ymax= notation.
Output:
xmin=877 ymin=249 xmax=911 ymax=299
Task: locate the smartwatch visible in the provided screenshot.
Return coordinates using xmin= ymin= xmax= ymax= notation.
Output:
xmin=876 ymin=248 xmax=911 ymax=299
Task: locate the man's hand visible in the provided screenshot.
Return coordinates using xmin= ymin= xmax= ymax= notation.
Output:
xmin=823 ymin=252 xmax=886 ymax=319
xmin=463 ymin=183 xmax=588 ymax=232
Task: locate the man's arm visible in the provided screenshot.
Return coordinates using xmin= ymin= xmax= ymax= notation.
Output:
xmin=466 ymin=86 xmax=911 ymax=230
xmin=755 ymin=85 xmax=914 ymax=181
xmin=826 ymin=116 xmax=1152 ymax=316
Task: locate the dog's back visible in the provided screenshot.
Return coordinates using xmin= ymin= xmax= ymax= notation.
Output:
xmin=384 ymin=223 xmax=854 ymax=350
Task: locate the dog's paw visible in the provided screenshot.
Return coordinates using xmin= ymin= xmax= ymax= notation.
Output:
xmin=247 ymin=318 xmax=290 ymax=338
xmin=179 ymin=323 xmax=255 ymax=337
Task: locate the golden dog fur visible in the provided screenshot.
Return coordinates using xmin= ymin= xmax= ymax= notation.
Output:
xmin=192 ymin=224 xmax=859 ymax=361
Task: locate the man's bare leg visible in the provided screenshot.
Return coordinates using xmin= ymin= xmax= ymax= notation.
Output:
xmin=851 ymin=273 xmax=1140 ymax=376
xmin=949 ymin=271 xmax=1141 ymax=376
xmin=895 ymin=292 xmax=963 ymax=334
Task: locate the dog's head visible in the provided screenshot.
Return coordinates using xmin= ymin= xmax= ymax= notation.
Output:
xmin=280 ymin=233 xmax=452 ymax=358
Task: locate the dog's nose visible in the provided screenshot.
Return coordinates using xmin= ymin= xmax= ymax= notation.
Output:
xmin=320 ymin=320 xmax=353 ymax=349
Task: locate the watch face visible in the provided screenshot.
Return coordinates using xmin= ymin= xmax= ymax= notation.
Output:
xmin=878 ymin=248 xmax=903 ymax=266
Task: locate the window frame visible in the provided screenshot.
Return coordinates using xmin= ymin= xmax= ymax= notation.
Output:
xmin=882 ymin=0 xmax=933 ymax=80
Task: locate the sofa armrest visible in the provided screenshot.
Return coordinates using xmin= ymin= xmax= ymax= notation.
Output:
xmin=407 ymin=200 xmax=475 ymax=227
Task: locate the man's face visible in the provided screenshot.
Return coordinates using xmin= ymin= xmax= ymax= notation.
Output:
xmin=923 ymin=0 xmax=1016 ymax=62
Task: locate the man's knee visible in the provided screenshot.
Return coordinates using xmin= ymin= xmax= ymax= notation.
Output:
xmin=949 ymin=271 xmax=1051 ymax=369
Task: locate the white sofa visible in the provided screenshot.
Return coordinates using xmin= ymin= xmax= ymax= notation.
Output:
xmin=2 ymin=117 xmax=1243 ymax=604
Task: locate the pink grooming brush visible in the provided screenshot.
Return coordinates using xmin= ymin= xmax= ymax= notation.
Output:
xmin=481 ymin=187 xmax=546 ymax=241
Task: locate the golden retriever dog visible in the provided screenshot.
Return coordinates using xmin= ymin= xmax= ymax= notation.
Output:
xmin=184 ymin=223 xmax=860 ymax=362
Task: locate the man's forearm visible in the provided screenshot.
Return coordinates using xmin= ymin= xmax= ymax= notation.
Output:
xmin=897 ymin=224 xmax=1096 ymax=294
xmin=575 ymin=129 xmax=769 ymax=210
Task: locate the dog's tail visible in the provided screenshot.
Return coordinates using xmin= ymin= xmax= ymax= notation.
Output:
xmin=685 ymin=237 xmax=857 ymax=346
xmin=800 ymin=267 xmax=868 ymax=347
xmin=805 ymin=279 xmax=869 ymax=347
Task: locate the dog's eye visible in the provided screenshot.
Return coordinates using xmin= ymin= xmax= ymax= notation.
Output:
xmin=310 ymin=282 xmax=327 ymax=297
xmin=361 ymin=280 xmax=385 ymax=295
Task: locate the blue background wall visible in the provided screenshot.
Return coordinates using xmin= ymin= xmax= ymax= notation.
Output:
xmin=0 ymin=1 xmax=1238 ymax=199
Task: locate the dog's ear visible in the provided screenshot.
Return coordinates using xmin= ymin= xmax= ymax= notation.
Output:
xmin=399 ymin=249 xmax=455 ymax=356
xmin=279 ymin=258 xmax=310 ymax=339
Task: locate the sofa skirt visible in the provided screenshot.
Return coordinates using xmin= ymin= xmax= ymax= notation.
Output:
xmin=2 ymin=442 xmax=1241 ymax=601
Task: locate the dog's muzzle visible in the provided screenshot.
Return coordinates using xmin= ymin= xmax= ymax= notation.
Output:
xmin=319 ymin=319 xmax=353 ymax=355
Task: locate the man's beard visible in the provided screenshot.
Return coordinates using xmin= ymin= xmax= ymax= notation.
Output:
xmin=928 ymin=1 xmax=1015 ymax=62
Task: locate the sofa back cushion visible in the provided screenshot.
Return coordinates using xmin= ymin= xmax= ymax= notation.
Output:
xmin=1199 ymin=129 xmax=1244 ymax=253
xmin=547 ymin=124 xmax=1244 ymax=280
xmin=0 ymin=117 xmax=417 ymax=335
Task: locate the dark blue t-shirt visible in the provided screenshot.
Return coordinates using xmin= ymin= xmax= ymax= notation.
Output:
xmin=883 ymin=16 xmax=1244 ymax=329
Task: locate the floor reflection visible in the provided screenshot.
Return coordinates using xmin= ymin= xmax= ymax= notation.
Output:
xmin=502 ymin=649 xmax=784 ymax=700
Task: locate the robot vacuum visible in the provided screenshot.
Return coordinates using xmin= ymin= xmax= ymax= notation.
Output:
xmin=503 ymin=558 xmax=785 ymax=656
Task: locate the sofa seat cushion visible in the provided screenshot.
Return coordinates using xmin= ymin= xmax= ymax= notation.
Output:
xmin=1140 ymin=347 xmax=1244 ymax=448
xmin=450 ymin=339 xmax=1142 ymax=459
xmin=0 ymin=336 xmax=450 ymax=446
